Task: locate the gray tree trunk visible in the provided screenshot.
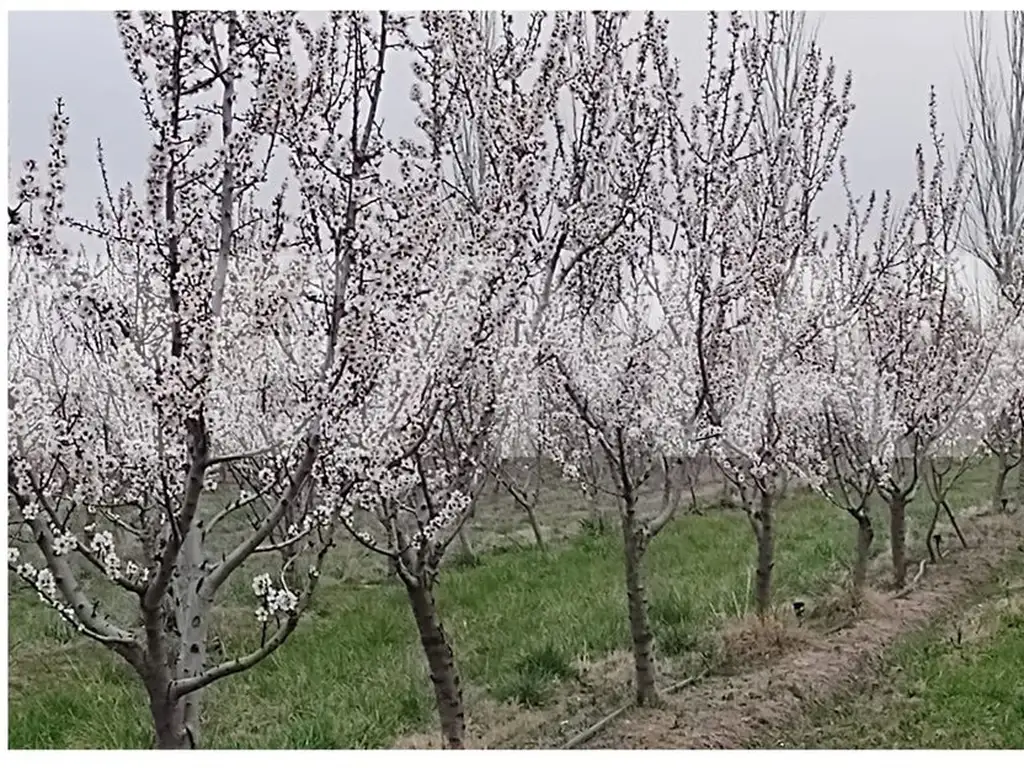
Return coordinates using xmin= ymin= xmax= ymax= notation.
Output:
xmin=524 ymin=508 xmax=545 ymax=549
xmin=993 ymin=455 xmax=1011 ymax=513
xmin=525 ymin=451 xmax=545 ymax=549
xmin=888 ymin=496 xmax=908 ymax=589
xmin=143 ymin=635 xmax=190 ymax=749
xmin=1016 ymin=458 xmax=1024 ymax=511
xmin=853 ymin=512 xmax=873 ymax=602
xmin=456 ymin=526 xmax=476 ymax=562
xmin=406 ymin=581 xmax=466 ymax=749
xmin=753 ymin=488 xmax=775 ymax=617
xmin=147 ymin=683 xmax=189 ymax=749
xmin=173 ymin=524 xmax=208 ymax=745
xmin=621 ymin=500 xmax=658 ymax=706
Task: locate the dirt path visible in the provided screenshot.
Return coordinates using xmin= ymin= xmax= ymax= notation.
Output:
xmin=585 ymin=512 xmax=1024 ymax=749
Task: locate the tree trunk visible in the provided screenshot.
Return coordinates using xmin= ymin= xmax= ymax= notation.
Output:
xmin=456 ymin=527 xmax=476 ymax=563
xmin=925 ymin=499 xmax=944 ymax=563
xmin=943 ymin=500 xmax=969 ymax=549
xmin=1016 ymin=460 xmax=1024 ymax=512
xmin=146 ymin=673 xmax=190 ymax=749
xmin=586 ymin=449 xmax=608 ymax=533
xmin=1017 ymin=418 xmax=1024 ymax=512
xmin=406 ymin=581 xmax=466 ymax=749
xmin=621 ymin=503 xmax=658 ymax=706
xmin=174 ymin=524 xmax=208 ymax=745
xmin=888 ymin=496 xmax=908 ymax=589
xmin=993 ymin=455 xmax=1011 ymax=514
xmin=777 ymin=469 xmax=790 ymax=500
xmin=853 ymin=512 xmax=873 ymax=602
xmin=754 ymin=488 xmax=775 ymax=617
xmin=527 ymin=451 xmax=546 ymax=549
xmin=456 ymin=499 xmax=477 ymax=564
xmin=590 ymin=492 xmax=609 ymax=534
xmin=524 ymin=505 xmax=545 ymax=550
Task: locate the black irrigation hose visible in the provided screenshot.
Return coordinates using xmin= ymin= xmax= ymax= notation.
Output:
xmin=559 ymin=669 xmax=709 ymax=750
xmin=895 ymin=558 xmax=929 ymax=600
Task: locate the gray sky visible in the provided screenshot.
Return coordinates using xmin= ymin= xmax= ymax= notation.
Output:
xmin=7 ymin=11 xmax=974 ymax=266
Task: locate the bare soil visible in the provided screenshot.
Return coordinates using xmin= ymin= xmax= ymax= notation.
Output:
xmin=583 ymin=511 xmax=1024 ymax=749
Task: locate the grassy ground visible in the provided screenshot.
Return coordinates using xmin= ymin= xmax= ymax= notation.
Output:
xmin=6 ymin=462 xmax=1002 ymax=748
xmin=760 ymin=554 xmax=1024 ymax=749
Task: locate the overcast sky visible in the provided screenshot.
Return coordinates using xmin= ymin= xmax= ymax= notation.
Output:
xmin=7 ymin=11 xmax=980 ymax=280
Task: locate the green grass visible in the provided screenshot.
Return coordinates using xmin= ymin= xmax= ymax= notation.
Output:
xmin=760 ymin=555 xmax=1024 ymax=749
xmin=6 ymin=466 xmax=999 ymax=749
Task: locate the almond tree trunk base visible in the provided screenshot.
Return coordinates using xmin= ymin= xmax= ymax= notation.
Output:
xmin=406 ymin=582 xmax=466 ymax=750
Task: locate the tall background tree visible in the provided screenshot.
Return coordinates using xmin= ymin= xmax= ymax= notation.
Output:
xmin=958 ymin=11 xmax=1024 ymax=510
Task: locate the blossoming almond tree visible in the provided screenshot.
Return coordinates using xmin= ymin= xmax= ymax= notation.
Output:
xmin=652 ymin=11 xmax=854 ymax=617
xmin=855 ymin=97 xmax=999 ymax=588
xmin=979 ymin=329 xmax=1024 ymax=511
xmin=800 ymin=170 xmax=938 ymax=600
xmin=318 ymin=326 xmax=499 ymax=751
xmin=958 ymin=12 xmax=1024 ymax=509
xmin=527 ymin=11 xmax=705 ymax=706
xmin=258 ymin=10 xmax=592 ymax=748
xmin=918 ymin=285 xmax=1022 ymax=555
xmin=6 ymin=11 xmax=354 ymax=748
xmin=388 ymin=11 xmax=687 ymax=710
xmin=238 ymin=11 xmax=479 ymax=750
xmin=811 ymin=321 xmax=891 ymax=600
xmin=543 ymin=265 xmax=694 ymax=706
xmin=312 ymin=188 xmax=550 ymax=749
xmin=7 ymin=10 xmax=461 ymax=749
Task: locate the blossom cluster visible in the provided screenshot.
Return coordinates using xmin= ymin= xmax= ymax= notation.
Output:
xmin=251 ymin=573 xmax=299 ymax=623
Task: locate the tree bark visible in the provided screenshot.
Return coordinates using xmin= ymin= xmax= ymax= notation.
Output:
xmin=621 ymin=503 xmax=658 ymax=706
xmin=1016 ymin=458 xmax=1024 ymax=512
xmin=585 ymin=447 xmax=608 ymax=533
xmin=888 ymin=496 xmax=908 ymax=589
xmin=943 ymin=500 xmax=969 ymax=548
xmin=523 ymin=504 xmax=545 ymax=550
xmin=992 ymin=455 xmax=1011 ymax=513
xmin=754 ymin=488 xmax=775 ymax=617
xmin=852 ymin=511 xmax=873 ymax=602
xmin=174 ymin=524 xmax=208 ymax=745
xmin=146 ymin=671 xmax=190 ymax=749
xmin=456 ymin=526 xmax=476 ymax=563
xmin=494 ymin=469 xmax=545 ymax=550
xmin=590 ymin=491 xmax=609 ymax=534
xmin=456 ymin=499 xmax=477 ymax=564
xmin=140 ymin=582 xmax=192 ymax=750
xmin=406 ymin=581 xmax=466 ymax=749
xmin=526 ymin=451 xmax=546 ymax=549
xmin=777 ymin=469 xmax=791 ymax=500
xmin=925 ymin=501 xmax=942 ymax=563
